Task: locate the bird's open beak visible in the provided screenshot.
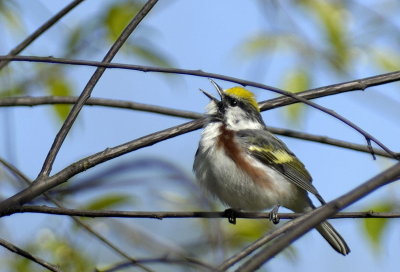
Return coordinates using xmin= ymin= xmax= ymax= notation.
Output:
xmin=199 ymin=79 xmax=224 ymax=103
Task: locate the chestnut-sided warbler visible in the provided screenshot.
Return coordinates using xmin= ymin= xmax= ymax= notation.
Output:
xmin=193 ymin=80 xmax=350 ymax=255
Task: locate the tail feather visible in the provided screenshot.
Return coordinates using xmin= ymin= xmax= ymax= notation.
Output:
xmin=316 ymin=221 xmax=350 ymax=255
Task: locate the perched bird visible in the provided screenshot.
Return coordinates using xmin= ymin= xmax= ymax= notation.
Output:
xmin=193 ymin=79 xmax=350 ymax=255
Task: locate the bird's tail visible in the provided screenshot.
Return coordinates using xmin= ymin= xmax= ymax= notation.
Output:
xmin=299 ymin=201 xmax=350 ymax=255
xmin=316 ymin=220 xmax=350 ymax=255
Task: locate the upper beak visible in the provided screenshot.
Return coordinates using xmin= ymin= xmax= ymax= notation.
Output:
xmin=209 ymin=79 xmax=224 ymax=99
xmin=199 ymin=79 xmax=224 ymax=102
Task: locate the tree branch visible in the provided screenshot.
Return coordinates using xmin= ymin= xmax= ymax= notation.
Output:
xmin=0 ymin=57 xmax=398 ymax=214
xmin=0 ymin=0 xmax=85 ymax=70
xmin=96 ymin=257 xmax=217 ymax=272
xmin=0 ymin=119 xmax=204 ymax=215
xmin=1 ymin=95 xmax=398 ymax=159
xmin=0 ymin=96 xmax=202 ymax=119
xmin=270 ymin=127 xmax=399 ymax=159
xmin=9 ymin=205 xmax=400 ymax=219
xmin=236 ymin=162 xmax=400 ymax=271
xmin=1 ymin=55 xmax=398 ymax=159
xmin=0 ymin=237 xmax=61 ymax=272
xmin=0 ymin=157 xmax=153 ymax=272
xmin=37 ymin=0 xmax=159 ymax=178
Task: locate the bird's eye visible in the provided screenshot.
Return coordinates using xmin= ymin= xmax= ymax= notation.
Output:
xmin=229 ymin=99 xmax=238 ymax=107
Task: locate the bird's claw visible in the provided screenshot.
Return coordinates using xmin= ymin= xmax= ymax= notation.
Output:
xmin=224 ymin=208 xmax=237 ymax=225
xmin=269 ymin=205 xmax=281 ymax=224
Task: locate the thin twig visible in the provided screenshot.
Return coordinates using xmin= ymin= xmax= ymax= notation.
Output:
xmin=269 ymin=127 xmax=399 ymax=159
xmin=0 ymin=237 xmax=62 ymax=272
xmin=37 ymin=0 xmax=159 ymax=178
xmin=1 ymin=55 xmax=399 ymax=97
xmin=0 ymin=157 xmax=154 ymax=272
xmin=0 ymin=119 xmax=204 ymax=215
xmin=1 ymin=55 xmax=398 ymax=159
xmin=1 ymin=95 xmax=398 ymax=159
xmin=236 ymin=162 xmax=400 ymax=271
xmin=0 ymin=96 xmax=202 ymax=119
xmin=218 ymin=216 xmax=303 ymax=271
xmin=9 ymin=205 xmax=400 ymax=219
xmin=0 ymin=0 xmax=85 ymax=70
xmin=0 ymin=59 xmax=399 ymax=213
xmin=96 ymin=257 xmax=218 ymax=272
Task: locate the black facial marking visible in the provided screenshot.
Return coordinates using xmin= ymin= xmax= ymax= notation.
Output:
xmin=226 ymin=96 xmax=238 ymax=107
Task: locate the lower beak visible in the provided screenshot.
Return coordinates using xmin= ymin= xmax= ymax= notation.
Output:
xmin=199 ymin=79 xmax=225 ymax=102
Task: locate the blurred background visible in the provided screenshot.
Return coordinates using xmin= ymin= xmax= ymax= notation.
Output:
xmin=0 ymin=0 xmax=399 ymax=271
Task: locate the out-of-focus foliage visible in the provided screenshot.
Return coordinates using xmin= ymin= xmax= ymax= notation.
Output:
xmin=241 ymin=0 xmax=400 ymax=123
xmin=1 ymin=0 xmax=400 ymax=271
xmin=282 ymin=69 xmax=310 ymax=125
xmin=362 ymin=202 xmax=395 ymax=253
xmin=0 ymin=1 xmax=23 ymax=32
xmin=0 ymin=0 xmax=172 ymax=107
xmin=82 ymin=194 xmax=135 ymax=211
xmin=45 ymin=74 xmax=73 ymax=121
xmin=8 ymin=230 xmax=93 ymax=272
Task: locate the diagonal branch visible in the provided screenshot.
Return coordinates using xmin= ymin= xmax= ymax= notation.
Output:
xmin=97 ymin=257 xmax=217 ymax=272
xmin=236 ymin=162 xmax=400 ymax=271
xmin=0 ymin=0 xmax=85 ymax=70
xmin=0 ymin=237 xmax=61 ymax=272
xmin=37 ymin=0 xmax=159 ymax=178
xmin=0 ymin=96 xmax=398 ymax=159
xmin=0 ymin=119 xmax=204 ymax=215
xmin=1 ymin=55 xmax=398 ymax=159
xmin=1 ymin=55 xmax=399 ymax=97
xmin=0 ymin=157 xmax=154 ymax=272
xmin=270 ymin=127 xmax=400 ymax=159
xmin=0 ymin=63 xmax=398 ymax=213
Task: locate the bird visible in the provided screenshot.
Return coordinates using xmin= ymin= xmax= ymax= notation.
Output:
xmin=193 ymin=79 xmax=350 ymax=255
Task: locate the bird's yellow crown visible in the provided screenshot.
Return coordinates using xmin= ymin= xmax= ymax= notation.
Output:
xmin=224 ymin=87 xmax=259 ymax=111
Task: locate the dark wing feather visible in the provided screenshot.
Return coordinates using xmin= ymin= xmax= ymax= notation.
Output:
xmin=236 ymin=129 xmax=325 ymax=203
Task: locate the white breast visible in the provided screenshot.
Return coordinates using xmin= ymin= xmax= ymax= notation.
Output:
xmin=194 ymin=124 xmax=305 ymax=211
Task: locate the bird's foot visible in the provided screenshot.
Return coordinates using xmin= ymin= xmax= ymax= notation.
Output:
xmin=224 ymin=208 xmax=237 ymax=225
xmin=269 ymin=205 xmax=281 ymax=224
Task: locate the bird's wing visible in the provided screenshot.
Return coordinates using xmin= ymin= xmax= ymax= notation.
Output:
xmin=236 ymin=129 xmax=324 ymax=201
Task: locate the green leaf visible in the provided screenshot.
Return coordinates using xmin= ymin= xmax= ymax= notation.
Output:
xmin=0 ymin=1 xmax=23 ymax=31
xmin=65 ymin=26 xmax=84 ymax=55
xmin=282 ymin=69 xmax=310 ymax=125
xmin=46 ymin=77 xmax=73 ymax=121
xmin=239 ymin=34 xmax=275 ymax=57
xmin=362 ymin=202 xmax=393 ymax=252
xmin=128 ymin=43 xmax=172 ymax=67
xmin=239 ymin=33 xmax=305 ymax=59
xmin=300 ymin=1 xmax=349 ymax=72
xmin=103 ymin=1 xmax=142 ymax=40
xmin=224 ymin=219 xmax=272 ymax=247
xmin=373 ymin=49 xmax=400 ymax=71
xmin=223 ymin=219 xmax=297 ymax=260
xmin=82 ymin=194 xmax=134 ymax=211
xmin=0 ymin=86 xmax=26 ymax=97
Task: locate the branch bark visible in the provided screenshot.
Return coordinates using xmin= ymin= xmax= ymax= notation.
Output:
xmin=1 ymin=67 xmax=399 ymax=214
xmin=0 ymin=0 xmax=85 ymax=70
xmin=9 ymin=206 xmax=400 ymax=219
xmin=0 ymin=157 xmax=153 ymax=272
xmin=0 ymin=238 xmax=61 ymax=272
xmin=1 ymin=55 xmax=398 ymax=158
xmin=37 ymin=0 xmax=159 ymax=178
xmin=0 ymin=96 xmax=398 ymax=159
xmin=236 ymin=162 xmax=400 ymax=271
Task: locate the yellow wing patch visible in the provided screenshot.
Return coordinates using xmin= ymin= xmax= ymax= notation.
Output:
xmin=249 ymin=146 xmax=294 ymax=164
xmin=225 ymin=87 xmax=259 ymax=111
